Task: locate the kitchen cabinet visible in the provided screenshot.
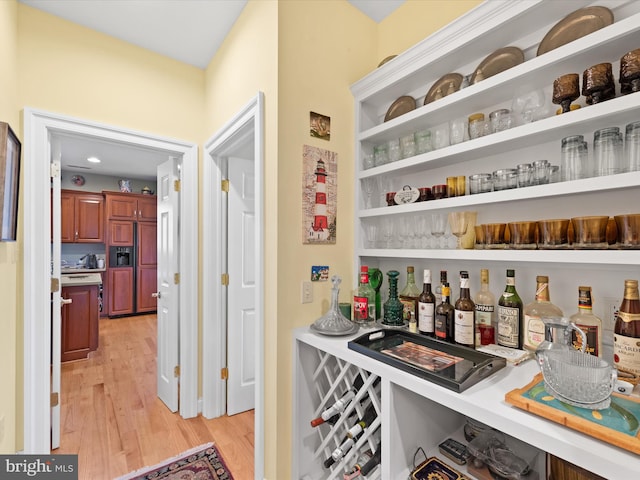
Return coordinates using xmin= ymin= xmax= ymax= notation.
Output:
xmin=108 ymin=267 xmax=134 ymax=316
xmin=105 ymin=191 xmax=157 ymax=222
xmin=60 ymin=189 xmax=104 ymax=243
xmin=292 ymin=0 xmax=640 ymax=478
xmin=61 ymin=284 xmax=99 ymax=362
xmin=136 ymin=221 xmax=158 ymax=313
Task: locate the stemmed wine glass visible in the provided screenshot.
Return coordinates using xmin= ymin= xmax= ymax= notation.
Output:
xmin=430 ymin=213 xmax=446 ymax=248
xmin=361 ymin=178 xmax=375 ymax=209
xmin=364 ymin=222 xmax=378 ymax=248
xmin=381 ymin=218 xmax=393 ymax=249
xmin=448 ymin=212 xmax=468 ymax=249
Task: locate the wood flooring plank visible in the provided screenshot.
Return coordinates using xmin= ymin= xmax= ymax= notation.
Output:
xmin=54 ymin=314 xmax=254 ymax=480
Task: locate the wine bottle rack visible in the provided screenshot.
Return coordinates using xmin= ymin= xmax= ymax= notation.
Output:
xmin=302 ymin=345 xmax=382 ymax=480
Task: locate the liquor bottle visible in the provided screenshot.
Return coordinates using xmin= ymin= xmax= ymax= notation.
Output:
xmin=474 ymin=268 xmax=496 ymax=346
xmin=400 ymin=266 xmax=420 ymax=328
xmin=310 ymin=375 xmax=363 ymax=427
xmin=435 ymin=284 xmax=454 ymax=342
xmin=346 ymin=404 xmax=377 ymax=439
xmin=523 ymin=275 xmax=563 ymax=351
xmin=435 ymin=270 xmax=448 ymax=305
xmin=570 ymin=286 xmax=603 ymax=357
xmin=353 ymin=266 xmax=375 ymax=323
xmin=454 ymin=271 xmax=476 ymax=348
xmin=497 ymin=269 xmax=523 ymax=349
xmin=382 ymin=270 xmax=404 ymax=326
xmin=418 ymin=269 xmax=436 ymax=336
xmin=614 ymin=279 xmax=640 ymax=379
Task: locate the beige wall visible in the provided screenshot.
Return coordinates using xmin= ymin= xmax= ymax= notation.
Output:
xmin=0 ymin=0 xmax=19 ymax=455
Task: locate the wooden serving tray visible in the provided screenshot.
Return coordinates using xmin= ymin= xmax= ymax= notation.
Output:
xmin=505 ymin=373 xmax=640 ymax=454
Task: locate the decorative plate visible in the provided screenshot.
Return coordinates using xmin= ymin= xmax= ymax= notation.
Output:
xmin=384 ymin=95 xmax=416 ymax=122
xmin=71 ymin=175 xmax=85 ymax=186
xmin=377 ymin=55 xmax=397 ymax=67
xmin=470 ymin=46 xmax=525 ymax=85
xmin=423 ymin=73 xmax=463 ymax=105
xmin=537 ymin=6 xmax=614 ymax=56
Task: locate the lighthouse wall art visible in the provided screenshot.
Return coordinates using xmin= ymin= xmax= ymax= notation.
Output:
xmin=302 ymin=144 xmax=337 ymax=244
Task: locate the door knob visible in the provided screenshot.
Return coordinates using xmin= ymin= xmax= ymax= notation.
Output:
xmin=61 ymin=298 xmax=72 ymax=305
xmin=152 ymin=292 xmax=161 ymax=299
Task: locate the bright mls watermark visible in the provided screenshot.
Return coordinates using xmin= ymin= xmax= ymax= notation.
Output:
xmin=0 ymin=455 xmax=77 ymax=479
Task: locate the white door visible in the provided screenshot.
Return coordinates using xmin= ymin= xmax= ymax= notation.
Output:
xmin=226 ymin=155 xmax=256 ymax=415
xmin=156 ymin=158 xmax=180 ymax=411
xmin=50 ymin=156 xmax=62 ymax=449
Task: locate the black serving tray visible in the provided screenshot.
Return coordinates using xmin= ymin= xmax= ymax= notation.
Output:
xmin=348 ymin=329 xmax=506 ymax=393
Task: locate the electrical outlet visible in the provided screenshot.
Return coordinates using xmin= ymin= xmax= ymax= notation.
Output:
xmin=301 ymin=281 xmax=313 ymax=304
xmin=603 ymin=297 xmax=620 ymax=331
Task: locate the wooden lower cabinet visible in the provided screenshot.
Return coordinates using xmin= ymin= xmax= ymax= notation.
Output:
xmin=61 ymin=285 xmax=99 ymax=362
xmin=137 ymin=266 xmax=158 ymax=313
xmin=108 ymin=268 xmax=134 ymax=316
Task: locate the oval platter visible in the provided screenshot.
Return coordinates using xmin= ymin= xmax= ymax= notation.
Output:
xmin=423 ymin=73 xmax=463 ymax=105
xmin=470 ymin=46 xmax=525 ymax=85
xmin=537 ymin=6 xmax=614 ymax=56
xmin=384 ymin=95 xmax=416 ymax=122
xmin=377 ymin=55 xmax=397 ymax=67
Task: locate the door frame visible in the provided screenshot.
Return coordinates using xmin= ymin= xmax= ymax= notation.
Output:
xmin=202 ymin=92 xmax=264 ymax=478
xmin=22 ymin=108 xmax=199 ymax=453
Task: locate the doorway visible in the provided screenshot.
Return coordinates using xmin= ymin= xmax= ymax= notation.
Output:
xmin=22 ymin=108 xmax=199 ymax=453
xmin=202 ymin=93 xmax=265 ymax=478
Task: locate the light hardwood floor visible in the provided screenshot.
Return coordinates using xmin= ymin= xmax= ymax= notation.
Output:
xmin=55 ymin=313 xmax=254 ymax=479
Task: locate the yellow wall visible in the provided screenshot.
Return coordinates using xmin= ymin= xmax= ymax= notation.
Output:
xmin=0 ymin=0 xmax=19 ymax=455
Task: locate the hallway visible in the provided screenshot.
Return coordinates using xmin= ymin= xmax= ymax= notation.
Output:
xmin=55 ymin=313 xmax=254 ymax=479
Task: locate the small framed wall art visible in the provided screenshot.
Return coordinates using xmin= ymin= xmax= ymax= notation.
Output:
xmin=0 ymin=122 xmax=21 ymax=241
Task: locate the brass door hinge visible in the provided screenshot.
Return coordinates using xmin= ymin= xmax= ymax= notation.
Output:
xmin=221 ymin=179 xmax=229 ymax=192
xmin=221 ymin=367 xmax=228 ymax=380
xmin=174 ymin=273 xmax=180 ymax=284
xmin=51 ymin=277 xmax=60 ymax=293
xmin=174 ymin=179 xmax=181 ymax=192
xmin=174 ymin=365 xmax=180 ymax=378
xmin=51 ymin=392 xmax=59 ymax=407
xmin=221 ymin=273 xmax=229 ymax=286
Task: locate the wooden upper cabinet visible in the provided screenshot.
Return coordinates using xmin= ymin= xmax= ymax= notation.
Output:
xmin=105 ymin=192 xmax=157 ymax=222
xmin=60 ymin=190 xmax=104 ymax=243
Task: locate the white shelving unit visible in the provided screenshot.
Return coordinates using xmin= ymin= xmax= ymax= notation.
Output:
xmin=293 ymin=1 xmax=640 ymax=479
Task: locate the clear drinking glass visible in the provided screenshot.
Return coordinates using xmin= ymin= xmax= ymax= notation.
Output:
xmin=516 ymin=163 xmax=532 ymax=188
xmin=374 ymin=143 xmax=388 ymax=166
xmin=362 ymin=152 xmax=375 ymax=170
xmin=415 ymin=129 xmax=433 ymax=154
xmin=561 ymin=135 xmax=589 ymax=181
xmin=433 ymin=124 xmax=450 ymax=149
xmin=400 ymin=133 xmax=417 ymax=159
xmin=468 ymin=113 xmax=485 ymax=139
xmin=626 ymin=121 xmax=640 ymax=172
xmin=449 ymin=117 xmax=467 ymax=145
xmin=489 ymin=109 xmax=513 ymax=133
xmin=593 ymin=127 xmax=623 ymax=177
xmin=388 ymin=139 xmax=401 ymax=162
xmin=532 ymin=160 xmax=550 ymax=185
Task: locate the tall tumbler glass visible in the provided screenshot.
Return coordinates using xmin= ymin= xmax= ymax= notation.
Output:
xmin=594 ymin=127 xmax=623 ymax=177
xmin=561 ymin=135 xmax=589 ymax=181
xmin=626 ymin=121 xmax=640 ymax=172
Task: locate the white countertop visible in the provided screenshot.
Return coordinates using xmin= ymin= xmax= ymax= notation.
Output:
xmin=60 ymin=272 xmax=103 ymax=286
xmin=61 ymin=267 xmax=106 ymax=274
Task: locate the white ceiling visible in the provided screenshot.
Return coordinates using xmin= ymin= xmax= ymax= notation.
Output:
xmin=19 ymin=0 xmax=405 ymax=180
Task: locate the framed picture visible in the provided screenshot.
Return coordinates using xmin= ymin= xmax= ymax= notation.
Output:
xmin=0 ymin=122 xmax=21 ymax=241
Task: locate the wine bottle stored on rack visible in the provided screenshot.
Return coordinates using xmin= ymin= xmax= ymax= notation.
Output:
xmin=323 ymin=432 xmax=362 ymax=468
xmin=310 ymin=375 xmax=364 ymax=427
xmin=359 ymin=440 xmax=381 ymax=477
xmin=342 ymin=442 xmax=381 ymax=479
xmin=346 ymin=404 xmax=377 ymax=439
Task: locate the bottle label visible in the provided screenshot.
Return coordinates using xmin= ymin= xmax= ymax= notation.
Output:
xmin=454 ymin=310 xmax=474 ymax=345
xmin=400 ymin=297 xmax=416 ymax=322
xmin=618 ymin=311 xmax=640 ymax=323
xmin=475 ymin=304 xmax=494 ymax=326
xmin=535 ymin=283 xmax=548 ymax=301
xmin=497 ymin=305 xmax=520 ymax=348
xmin=435 ymin=314 xmax=447 ymax=339
xmin=353 ymin=296 xmax=369 ymax=322
xmin=460 ymin=277 xmax=469 ymax=289
xmin=573 ymin=324 xmax=600 ymax=356
xmin=614 ymin=333 xmax=640 ymax=376
xmin=418 ymin=302 xmax=435 ymax=333
xmin=523 ymin=314 xmax=545 ymax=350
xmin=360 ymin=273 xmax=369 ymax=284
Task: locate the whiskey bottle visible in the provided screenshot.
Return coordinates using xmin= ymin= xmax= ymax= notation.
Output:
xmin=523 ymin=275 xmax=563 ymax=351
xmin=435 ymin=284 xmax=454 ymax=342
xmin=454 ymin=271 xmax=476 ymax=348
xmin=418 ymin=269 xmax=436 ymax=336
xmin=614 ymin=279 xmax=640 ymax=380
xmin=399 ymin=266 xmax=420 ymax=328
xmin=474 ymin=268 xmax=495 ymax=346
xmin=353 ymin=266 xmax=375 ymax=324
xmin=497 ymin=269 xmax=523 ymax=349
xmin=570 ymin=286 xmax=603 ymax=357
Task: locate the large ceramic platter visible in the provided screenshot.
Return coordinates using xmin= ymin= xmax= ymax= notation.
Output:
xmin=423 ymin=73 xmax=463 ymax=105
xmin=470 ymin=46 xmax=525 ymax=85
xmin=377 ymin=55 xmax=397 ymax=67
xmin=384 ymin=95 xmax=416 ymax=122
xmin=537 ymin=6 xmax=614 ymax=56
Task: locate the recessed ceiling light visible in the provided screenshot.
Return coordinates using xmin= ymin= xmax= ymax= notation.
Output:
xmin=87 ymin=156 xmax=101 ymax=163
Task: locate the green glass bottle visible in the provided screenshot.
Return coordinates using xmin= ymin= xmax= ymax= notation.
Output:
xmin=383 ymin=270 xmax=404 ymax=326
xmin=369 ymin=268 xmax=383 ymax=321
xmin=497 ymin=269 xmax=523 ymax=349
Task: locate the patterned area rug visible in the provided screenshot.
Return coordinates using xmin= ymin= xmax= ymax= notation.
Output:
xmin=116 ymin=443 xmax=234 ymax=480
